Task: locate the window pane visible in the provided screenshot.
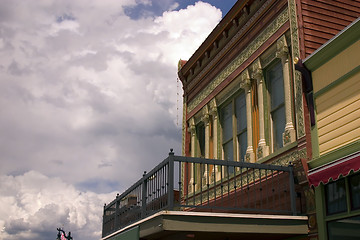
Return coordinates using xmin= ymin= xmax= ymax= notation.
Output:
xmin=350 ymin=173 xmax=360 ymax=210
xmin=223 ymin=141 xmax=233 ymax=162
xmin=224 ymin=141 xmax=234 ymax=174
xmin=328 ymin=215 xmax=360 ymax=240
xmin=238 ymin=131 xmax=247 ymax=162
xmin=268 ymin=61 xmax=284 ymax=110
xmin=221 ymin=103 xmax=233 ymax=142
xmin=326 ymin=179 xmax=347 ymax=215
xmin=267 ymin=60 xmax=285 ymax=152
xmin=196 ymin=123 xmax=205 ymax=157
xmin=235 ymin=93 xmax=247 ymax=133
xmin=272 ymin=106 xmax=285 ymax=151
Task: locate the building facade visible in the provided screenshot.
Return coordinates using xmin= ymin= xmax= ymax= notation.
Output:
xmin=102 ymin=1 xmax=360 ymax=240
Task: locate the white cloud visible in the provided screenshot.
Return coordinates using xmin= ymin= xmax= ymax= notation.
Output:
xmin=0 ymin=0 xmax=222 ymax=239
xmin=0 ymin=171 xmax=115 ymax=240
xmin=49 ymin=20 xmax=80 ymax=36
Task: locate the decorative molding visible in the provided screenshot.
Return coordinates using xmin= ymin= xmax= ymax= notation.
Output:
xmin=276 ymin=35 xmax=289 ymax=60
xmin=209 ymin=98 xmax=218 ymax=116
xmin=283 ymin=129 xmax=292 ymax=145
xmin=186 ymin=0 xmax=273 ymax=91
xmin=200 ymin=105 xmax=210 ymax=125
xmin=188 ymin=117 xmax=196 ymax=134
xmin=250 ymin=58 xmax=263 ymax=83
xmin=187 ymin=8 xmax=289 ymax=114
xmin=239 ymin=68 xmax=252 ymax=90
xmin=272 ymin=149 xmax=298 ymax=166
xmin=257 ymin=145 xmax=264 ymax=159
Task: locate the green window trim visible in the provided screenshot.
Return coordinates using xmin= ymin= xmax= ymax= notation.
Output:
xmin=316 ymin=172 xmax=360 ymax=240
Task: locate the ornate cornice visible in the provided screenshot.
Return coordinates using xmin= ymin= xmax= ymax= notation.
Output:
xmin=187 ymin=8 xmax=289 ymax=114
xmin=185 ymin=0 xmax=273 ymax=91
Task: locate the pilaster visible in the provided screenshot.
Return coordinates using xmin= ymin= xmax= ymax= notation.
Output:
xmin=188 ymin=117 xmax=196 ymax=192
xmin=276 ymin=35 xmax=296 ymax=145
xmin=251 ymin=59 xmax=269 ymax=159
xmin=240 ymin=69 xmax=255 ymax=163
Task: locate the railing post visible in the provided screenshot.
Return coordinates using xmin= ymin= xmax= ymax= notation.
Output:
xmin=288 ymin=163 xmax=297 ymax=215
xmin=168 ymin=149 xmax=175 ymax=210
xmin=102 ymin=203 xmax=106 ymax=237
xmin=141 ymin=171 xmax=147 ymax=218
xmin=115 ymin=193 xmax=120 ymax=230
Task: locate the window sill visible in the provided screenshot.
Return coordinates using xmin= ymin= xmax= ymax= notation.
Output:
xmin=325 ymin=208 xmax=360 ymax=222
xmin=257 ymin=141 xmax=298 ymax=165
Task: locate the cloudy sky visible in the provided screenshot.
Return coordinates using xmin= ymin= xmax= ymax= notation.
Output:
xmin=0 ymin=0 xmax=236 ymax=239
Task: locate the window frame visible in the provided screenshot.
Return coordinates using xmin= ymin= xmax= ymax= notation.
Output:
xmin=320 ymin=173 xmax=360 ymax=240
xmin=265 ymin=59 xmax=286 ymax=153
xmin=220 ymin=90 xmax=247 ymax=163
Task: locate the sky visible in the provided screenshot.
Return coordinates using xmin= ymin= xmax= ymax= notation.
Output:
xmin=0 ymin=1 xmax=237 ymax=239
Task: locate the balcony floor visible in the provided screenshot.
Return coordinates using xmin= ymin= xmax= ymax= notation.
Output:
xmin=103 ymin=211 xmax=308 ymax=240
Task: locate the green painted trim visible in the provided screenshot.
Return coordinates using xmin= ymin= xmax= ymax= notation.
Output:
xmin=308 ymin=140 xmax=360 ymax=169
xmin=315 ymin=173 xmax=360 ymax=240
xmin=304 ymin=18 xmax=360 ymax=71
xmin=257 ymin=141 xmax=298 ymax=164
xmin=162 ymin=213 xmax=308 ymax=234
xmin=325 ymin=208 xmax=360 ymax=222
xmin=107 ymin=226 xmax=139 ymax=240
xmin=345 ymin=177 xmax=352 ymax=215
xmin=315 ymin=186 xmax=327 ymax=240
xmin=314 ymin=64 xmax=360 ymax=98
xmin=310 ymin=109 xmax=320 ymax=159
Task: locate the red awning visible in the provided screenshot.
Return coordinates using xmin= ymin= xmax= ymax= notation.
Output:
xmin=308 ymin=152 xmax=360 ymax=187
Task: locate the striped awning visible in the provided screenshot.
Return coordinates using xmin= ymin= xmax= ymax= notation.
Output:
xmin=308 ymin=152 xmax=360 ymax=187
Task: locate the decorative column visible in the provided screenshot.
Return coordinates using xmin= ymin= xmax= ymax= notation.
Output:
xmin=251 ymin=59 xmax=269 ymax=159
xmin=209 ymin=99 xmax=220 ymax=181
xmin=202 ymin=106 xmax=210 ymax=158
xmin=276 ymin=35 xmax=296 ymax=145
xmin=188 ymin=117 xmax=196 ymax=192
xmin=201 ymin=106 xmax=210 ymax=184
xmin=240 ymin=69 xmax=255 ymax=163
xmin=209 ymin=99 xmax=218 ymax=159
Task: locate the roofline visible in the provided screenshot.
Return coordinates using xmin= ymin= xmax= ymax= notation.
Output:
xmin=303 ymin=17 xmax=360 ymax=71
xmin=179 ymin=0 xmax=250 ymax=75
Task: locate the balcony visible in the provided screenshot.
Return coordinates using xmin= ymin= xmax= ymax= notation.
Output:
xmin=102 ymin=150 xmax=300 ymax=238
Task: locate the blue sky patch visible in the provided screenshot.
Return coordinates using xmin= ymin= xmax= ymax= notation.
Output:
xmin=124 ymin=0 xmax=238 ymax=19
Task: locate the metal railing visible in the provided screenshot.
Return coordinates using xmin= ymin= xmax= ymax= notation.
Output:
xmin=102 ymin=149 xmax=297 ymax=237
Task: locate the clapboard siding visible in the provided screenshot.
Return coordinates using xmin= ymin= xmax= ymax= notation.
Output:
xmin=299 ymin=0 xmax=360 ymax=57
xmin=317 ymin=75 xmax=360 ymax=155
